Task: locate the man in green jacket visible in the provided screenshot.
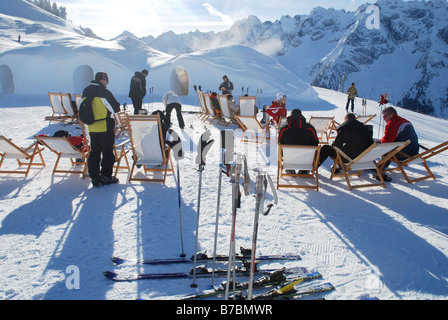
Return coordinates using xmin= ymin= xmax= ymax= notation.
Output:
xmin=82 ymin=72 xmax=121 ymax=187
xmin=346 ymin=83 xmax=358 ymax=113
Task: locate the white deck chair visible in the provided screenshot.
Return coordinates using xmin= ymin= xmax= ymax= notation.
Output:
xmin=47 ymin=92 xmax=69 ymax=123
xmin=0 ymin=136 xmax=45 ymax=176
xmin=79 ymin=121 xmax=130 ymax=178
xmin=35 ymin=136 xmax=89 ymax=177
xmin=203 ymin=94 xmax=223 ymax=125
xmin=239 ymin=96 xmax=257 ymax=116
xmin=234 ymin=115 xmax=270 ymax=144
xmin=331 ymin=140 xmax=410 ymax=191
xmin=217 ymin=94 xmax=232 ymax=126
xmin=127 ymin=114 xmax=174 ymax=184
xmin=197 ymin=91 xmax=212 ymax=122
xmin=309 ymin=116 xmax=335 ymax=144
xmin=277 ymin=144 xmax=321 ymax=191
xmin=61 ymin=93 xmax=78 ymax=123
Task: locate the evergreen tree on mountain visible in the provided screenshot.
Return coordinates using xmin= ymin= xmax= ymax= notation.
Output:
xmin=28 ymin=0 xmax=67 ymax=20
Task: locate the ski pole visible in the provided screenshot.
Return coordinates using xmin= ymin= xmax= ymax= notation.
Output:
xmin=211 ymin=130 xmax=234 ymax=287
xmin=224 ymin=153 xmax=251 ymax=299
xmin=176 ymin=161 xmax=186 ymax=258
xmin=247 ymin=172 xmax=277 ymax=300
xmin=191 ymin=131 xmax=215 ymax=288
xmin=166 ymin=129 xmax=186 ymax=258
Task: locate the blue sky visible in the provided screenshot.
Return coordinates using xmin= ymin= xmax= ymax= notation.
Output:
xmin=57 ymin=0 xmax=372 ymax=39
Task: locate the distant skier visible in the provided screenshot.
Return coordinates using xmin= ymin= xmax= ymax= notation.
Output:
xmin=129 ymin=69 xmax=148 ymax=115
xmin=346 ymin=83 xmax=358 ymax=113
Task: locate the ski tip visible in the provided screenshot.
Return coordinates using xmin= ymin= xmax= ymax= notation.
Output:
xmin=103 ymin=271 xmax=116 ymax=279
xmin=111 ymin=257 xmax=124 ymax=265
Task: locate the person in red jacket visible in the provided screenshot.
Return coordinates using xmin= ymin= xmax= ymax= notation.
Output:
xmin=266 ymin=92 xmax=288 ymax=125
xmin=380 ymin=106 xmax=419 ymax=159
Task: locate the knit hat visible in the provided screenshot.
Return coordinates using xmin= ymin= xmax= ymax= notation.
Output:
xmin=95 ymin=72 xmax=109 ymax=82
xmin=142 ymin=69 xmax=149 ymax=76
xmin=276 ymin=92 xmax=287 ymax=100
xmin=291 ymin=109 xmax=302 ymax=119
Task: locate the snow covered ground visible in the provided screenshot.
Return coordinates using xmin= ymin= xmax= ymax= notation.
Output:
xmin=0 ymin=87 xmax=448 ymax=301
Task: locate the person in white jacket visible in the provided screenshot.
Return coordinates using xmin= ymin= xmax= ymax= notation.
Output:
xmin=163 ymin=91 xmax=185 ymax=129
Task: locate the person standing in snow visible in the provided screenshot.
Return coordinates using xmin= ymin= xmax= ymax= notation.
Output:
xmin=267 ymin=92 xmax=288 ymax=126
xmin=346 ymin=83 xmax=358 ymax=113
xmin=163 ymin=90 xmax=185 ymax=129
xmin=129 ymin=69 xmax=148 ymax=115
xmin=82 ymin=72 xmax=121 ymax=187
xmin=219 ymin=75 xmax=234 ymax=95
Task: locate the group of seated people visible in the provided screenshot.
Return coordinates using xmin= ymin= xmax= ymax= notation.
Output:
xmin=278 ymin=106 xmax=420 ymax=181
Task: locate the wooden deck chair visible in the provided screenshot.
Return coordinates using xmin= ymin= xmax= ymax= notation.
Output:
xmin=74 ymin=94 xmax=83 ymax=109
xmin=203 ymin=94 xmax=223 ymax=125
xmin=47 ymin=92 xmax=69 ymax=123
xmin=234 ymin=115 xmax=270 ymax=144
xmin=217 ymin=94 xmax=232 ymax=126
xmin=197 ymin=91 xmax=212 ymax=121
xmin=127 ymin=114 xmax=174 ymax=184
xmin=35 ymin=136 xmax=89 ymax=177
xmin=0 ymin=136 xmax=45 ymax=176
xmin=383 ymin=141 xmax=448 ymax=184
xmin=330 ymin=140 xmax=410 ymax=191
xmin=356 ymin=114 xmax=376 ymax=124
xmin=114 ymin=111 xmax=130 ymax=138
xmin=79 ymin=121 xmax=130 ymax=178
xmin=309 ymin=116 xmax=335 ymax=144
xmin=277 ymin=144 xmax=321 ymax=191
xmin=61 ymin=93 xmax=78 ymax=123
xmin=238 ymin=96 xmax=257 ymax=116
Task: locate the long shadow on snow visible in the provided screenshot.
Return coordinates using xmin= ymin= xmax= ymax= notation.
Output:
xmin=292 ymin=179 xmax=448 ymax=298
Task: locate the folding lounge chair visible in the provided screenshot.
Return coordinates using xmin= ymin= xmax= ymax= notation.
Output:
xmin=309 ymin=116 xmax=335 ymax=144
xmin=238 ymin=96 xmax=257 ymax=117
xmin=331 ymin=140 xmax=410 ymax=191
xmin=197 ymin=91 xmax=212 ymax=122
xmin=0 ymin=136 xmax=45 ymax=176
xmin=79 ymin=121 xmax=130 ymax=178
xmin=47 ymin=92 xmax=69 ymax=123
xmin=234 ymin=115 xmax=270 ymax=144
xmin=114 ymin=111 xmax=130 ymax=138
xmin=61 ymin=93 xmax=78 ymax=123
xmin=383 ymin=141 xmax=448 ymax=184
xmin=203 ymin=94 xmax=223 ymax=125
xmin=277 ymin=144 xmax=321 ymax=191
xmin=127 ymin=114 xmax=174 ymax=184
xmin=217 ymin=94 xmax=233 ymax=126
xmin=35 ymin=136 xmax=89 ymax=177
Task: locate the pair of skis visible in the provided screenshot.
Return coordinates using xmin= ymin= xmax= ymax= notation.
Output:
xmin=154 ymin=270 xmax=334 ymax=300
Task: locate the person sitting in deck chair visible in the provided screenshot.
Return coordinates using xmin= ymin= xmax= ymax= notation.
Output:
xmin=278 ymin=109 xmax=319 ymax=174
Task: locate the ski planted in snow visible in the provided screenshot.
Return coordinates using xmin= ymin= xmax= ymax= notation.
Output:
xmin=103 ymin=266 xmax=307 ymax=282
xmin=111 ymin=248 xmax=301 ymax=266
